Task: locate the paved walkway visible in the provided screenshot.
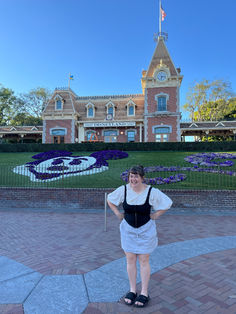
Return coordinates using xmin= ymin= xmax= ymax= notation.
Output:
xmin=0 ymin=208 xmax=236 ymax=313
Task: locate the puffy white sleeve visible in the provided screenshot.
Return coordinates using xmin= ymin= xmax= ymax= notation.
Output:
xmin=149 ymin=188 xmax=173 ymax=211
xmin=107 ymin=185 xmax=125 ymax=206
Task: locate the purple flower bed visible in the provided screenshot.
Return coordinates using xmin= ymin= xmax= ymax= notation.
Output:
xmin=120 ymin=153 xmax=236 ymax=185
xmin=121 ymin=166 xmax=187 ymax=185
xmin=16 ymin=150 xmax=129 ymax=181
xmin=184 ymin=153 xmax=236 ymax=167
xmin=14 ymin=150 xmax=236 ymax=184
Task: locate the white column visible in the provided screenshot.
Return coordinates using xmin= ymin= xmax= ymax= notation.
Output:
xmin=139 ymin=124 xmax=143 ymax=142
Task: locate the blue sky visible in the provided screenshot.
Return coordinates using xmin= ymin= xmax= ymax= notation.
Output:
xmin=0 ymin=0 xmax=236 ymax=120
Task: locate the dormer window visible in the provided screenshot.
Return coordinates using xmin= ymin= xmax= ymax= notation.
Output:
xmin=54 ymin=95 xmax=64 ymax=111
xmin=128 ymin=105 xmax=134 ymax=115
xmin=86 ymin=102 xmax=95 ymax=118
xmin=56 ymin=100 xmax=62 ymax=110
xmin=155 ymin=93 xmax=169 ymax=112
xmin=88 ymin=107 xmax=94 ymax=117
xmin=108 ymin=106 xmax=113 ymax=116
xmin=105 ymin=101 xmax=115 ymax=118
xmin=126 ymin=101 xmax=136 ymax=116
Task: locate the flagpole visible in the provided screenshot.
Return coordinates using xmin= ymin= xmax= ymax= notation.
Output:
xmin=68 ymin=73 xmax=70 ymax=89
xmin=159 ymin=0 xmax=161 ymax=35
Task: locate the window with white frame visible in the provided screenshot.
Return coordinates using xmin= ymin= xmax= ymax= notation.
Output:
xmin=126 ymin=101 xmax=136 ymax=116
xmin=103 ymin=129 xmax=118 ymax=142
xmin=157 ymin=96 xmax=167 ymax=111
xmin=105 ymin=102 xmax=115 ymax=118
xmin=129 ymin=106 xmax=134 ymax=115
xmin=155 ymin=93 xmax=169 ymax=112
xmin=128 ymin=105 xmax=135 ymax=116
xmin=54 ymin=95 xmax=64 ymax=110
xmin=88 ymin=107 xmax=93 ymax=117
xmin=56 ymin=100 xmax=62 ymax=110
xmin=86 ymin=103 xmax=95 ymax=118
xmin=108 ymin=106 xmax=113 ymax=116
xmin=153 ymin=125 xmax=171 ymax=142
xmin=127 ymin=130 xmax=135 ymax=142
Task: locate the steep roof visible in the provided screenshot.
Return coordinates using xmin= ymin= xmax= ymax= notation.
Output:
xmin=43 ymin=88 xmax=77 ymax=115
xmin=146 ymin=36 xmax=178 ymax=77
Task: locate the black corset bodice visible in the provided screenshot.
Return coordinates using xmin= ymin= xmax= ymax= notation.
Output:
xmin=122 ymin=185 xmax=152 ymax=228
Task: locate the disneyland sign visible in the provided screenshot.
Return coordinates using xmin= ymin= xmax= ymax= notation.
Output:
xmin=84 ymin=121 xmax=136 ymax=128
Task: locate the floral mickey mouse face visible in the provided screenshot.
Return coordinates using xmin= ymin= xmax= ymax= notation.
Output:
xmin=13 ymin=150 xmax=128 ymax=182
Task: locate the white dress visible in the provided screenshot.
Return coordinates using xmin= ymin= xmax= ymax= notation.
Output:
xmin=107 ymin=184 xmax=173 ymax=254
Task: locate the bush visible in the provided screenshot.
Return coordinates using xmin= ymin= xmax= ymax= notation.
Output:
xmin=0 ymin=141 xmax=236 ymax=153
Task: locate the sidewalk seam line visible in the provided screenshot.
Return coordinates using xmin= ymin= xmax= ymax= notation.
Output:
xmin=82 ymin=273 xmax=91 ymax=303
xmin=22 ymin=274 xmax=45 ymax=304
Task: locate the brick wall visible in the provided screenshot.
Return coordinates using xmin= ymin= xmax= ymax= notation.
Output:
xmin=146 ymin=86 xmax=179 ymax=142
xmin=45 ymin=120 xmax=74 ymax=143
xmin=0 ymin=188 xmax=235 ymax=212
xmin=147 ymin=116 xmax=178 ymax=142
xmin=147 ymin=87 xmax=177 ymax=113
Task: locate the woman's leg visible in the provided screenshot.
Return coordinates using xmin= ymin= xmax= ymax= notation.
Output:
xmin=124 ymin=251 xmax=137 ymax=304
xmin=135 ymin=254 xmax=150 ymax=305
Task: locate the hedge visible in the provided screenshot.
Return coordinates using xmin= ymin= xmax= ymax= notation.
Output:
xmin=0 ymin=141 xmax=236 ymax=152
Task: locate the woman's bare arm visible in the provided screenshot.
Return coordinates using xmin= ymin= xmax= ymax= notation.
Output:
xmin=150 ymin=209 xmax=167 ymax=220
xmin=107 ymin=200 xmax=124 ymax=221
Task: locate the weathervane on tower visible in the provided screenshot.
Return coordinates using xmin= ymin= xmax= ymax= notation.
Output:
xmin=154 ymin=0 xmax=168 ymax=42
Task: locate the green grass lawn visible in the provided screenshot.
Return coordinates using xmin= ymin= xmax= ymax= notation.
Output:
xmin=0 ymin=151 xmax=235 ymax=190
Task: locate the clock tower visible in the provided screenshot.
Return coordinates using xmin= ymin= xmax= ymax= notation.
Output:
xmin=141 ymin=35 xmax=183 ymax=142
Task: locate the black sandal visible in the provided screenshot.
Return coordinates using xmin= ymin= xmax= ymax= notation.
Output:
xmin=124 ymin=292 xmax=137 ymax=305
xmin=134 ymin=294 xmax=150 ymax=307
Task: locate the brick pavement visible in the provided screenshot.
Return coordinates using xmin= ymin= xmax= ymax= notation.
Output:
xmin=84 ymin=249 xmax=236 ymax=314
xmin=0 ymin=209 xmax=235 ymax=313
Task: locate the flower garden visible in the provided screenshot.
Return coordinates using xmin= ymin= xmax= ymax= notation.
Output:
xmin=0 ymin=150 xmax=233 ymax=190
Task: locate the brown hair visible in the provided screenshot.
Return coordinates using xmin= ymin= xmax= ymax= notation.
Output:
xmin=128 ymin=165 xmax=145 ymax=178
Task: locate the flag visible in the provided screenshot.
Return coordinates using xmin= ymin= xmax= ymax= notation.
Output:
xmin=161 ymin=6 xmax=166 ymax=21
xmin=69 ymin=75 xmax=74 ymax=80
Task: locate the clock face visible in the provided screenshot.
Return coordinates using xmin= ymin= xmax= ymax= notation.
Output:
xmin=157 ymin=71 xmax=167 ymax=81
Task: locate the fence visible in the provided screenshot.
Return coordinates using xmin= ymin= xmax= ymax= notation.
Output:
xmin=0 ymin=163 xmax=235 ymax=190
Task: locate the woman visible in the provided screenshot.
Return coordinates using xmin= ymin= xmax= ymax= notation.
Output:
xmin=107 ymin=165 xmax=172 ymax=308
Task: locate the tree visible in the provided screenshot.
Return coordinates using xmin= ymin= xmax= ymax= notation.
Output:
xmin=183 ymin=79 xmax=235 ymax=121
xmin=223 ymin=97 xmax=236 ymax=120
xmin=18 ymin=87 xmax=52 ymax=118
xmin=9 ymin=112 xmax=42 ymax=126
xmin=0 ymin=85 xmax=19 ymax=125
xmin=193 ymin=97 xmax=236 ymax=121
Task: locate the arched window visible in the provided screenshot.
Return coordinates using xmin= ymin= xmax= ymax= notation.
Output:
xmin=54 ymin=95 xmax=64 ymax=110
xmin=51 ymin=129 xmax=66 ymax=136
xmin=88 ymin=107 xmax=94 ymax=117
xmin=108 ymin=106 xmax=113 ymax=116
xmin=155 ymin=93 xmax=169 ymax=112
xmin=153 ymin=125 xmax=171 ymax=142
xmin=157 ymin=96 xmax=167 ymax=111
xmin=126 ymin=101 xmax=136 ymax=116
xmin=106 ymin=102 xmax=115 ymax=118
xmin=128 ymin=105 xmax=134 ymax=116
xmin=86 ymin=103 xmax=95 ymax=118
xmin=86 ymin=130 xmax=96 ymax=141
xmin=56 ymin=100 xmax=62 ymax=110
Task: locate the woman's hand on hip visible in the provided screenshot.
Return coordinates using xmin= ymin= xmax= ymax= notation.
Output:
xmin=150 ymin=213 xmax=156 ymax=220
xmin=117 ymin=212 xmax=124 ymax=221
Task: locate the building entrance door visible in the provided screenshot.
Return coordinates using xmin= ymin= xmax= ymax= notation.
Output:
xmin=104 ymin=130 xmax=118 ymax=142
xmin=53 ymin=136 xmax=64 ymax=144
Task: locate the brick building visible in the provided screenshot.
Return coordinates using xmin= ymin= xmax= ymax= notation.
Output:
xmin=42 ymin=36 xmax=183 ymax=144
